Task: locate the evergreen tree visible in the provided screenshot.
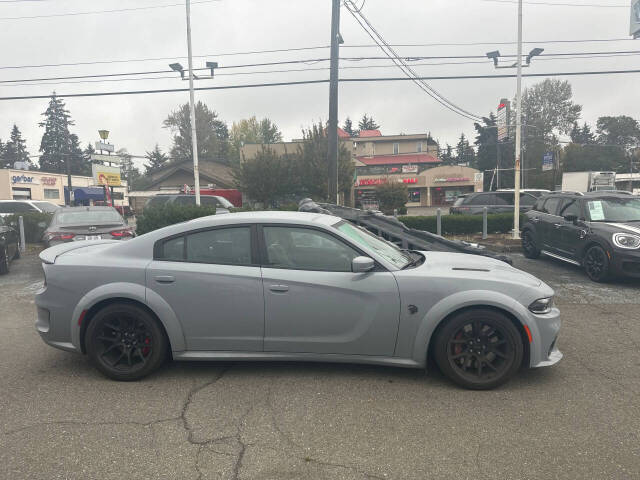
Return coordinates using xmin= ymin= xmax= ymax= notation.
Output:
xmin=145 ymin=144 xmax=169 ymax=174
xmin=0 ymin=139 xmax=5 ymax=169
xmin=38 ymin=93 xmax=74 ymax=173
xmin=358 ymin=114 xmax=380 ymax=132
xmin=440 ymin=143 xmax=454 ymax=164
xmin=117 ymin=148 xmax=141 ymax=187
xmin=569 ymin=122 xmax=596 ymax=145
xmin=342 ymin=117 xmax=355 ymax=136
xmin=4 ymin=125 xmax=32 ymax=169
xmin=455 ymin=134 xmax=469 ymax=164
xmin=68 ymin=134 xmax=90 ymax=176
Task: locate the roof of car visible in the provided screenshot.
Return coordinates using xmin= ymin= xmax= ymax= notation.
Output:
xmin=186 ymin=210 xmax=342 ymax=227
xmin=55 ymin=206 xmax=118 ymax=212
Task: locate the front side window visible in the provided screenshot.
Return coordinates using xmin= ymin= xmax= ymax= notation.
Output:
xmin=336 ymin=221 xmax=411 ymax=269
xmin=559 ymin=199 xmax=581 ymax=218
xmin=263 ymin=226 xmax=359 ymax=272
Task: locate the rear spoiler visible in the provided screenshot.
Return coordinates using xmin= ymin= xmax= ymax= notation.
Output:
xmin=39 ymin=240 xmax=118 ymax=264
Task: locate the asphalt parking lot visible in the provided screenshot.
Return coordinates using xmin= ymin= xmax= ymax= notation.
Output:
xmin=1 ymin=250 xmax=639 ymax=480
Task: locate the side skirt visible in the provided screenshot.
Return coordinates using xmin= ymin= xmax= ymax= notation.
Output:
xmin=540 ymin=249 xmax=581 ymax=266
xmin=173 ymin=350 xmax=423 ymax=369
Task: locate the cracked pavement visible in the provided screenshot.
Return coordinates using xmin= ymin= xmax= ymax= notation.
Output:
xmin=1 ymin=251 xmax=640 ymax=479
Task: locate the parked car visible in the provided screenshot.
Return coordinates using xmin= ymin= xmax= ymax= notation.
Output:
xmin=0 ymin=215 xmax=20 ymax=274
xmin=449 ymin=191 xmax=537 ymax=214
xmin=42 ymin=206 xmax=134 ymax=248
xmin=0 ymin=200 xmax=60 ymax=217
xmin=36 ymin=211 xmax=562 ymax=389
xmin=497 ymin=188 xmax=550 ymax=198
xmin=145 ymin=194 xmax=233 ymax=213
xmin=521 ymin=191 xmax=640 ymax=281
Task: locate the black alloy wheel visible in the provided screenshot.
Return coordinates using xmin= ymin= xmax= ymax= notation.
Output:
xmin=521 ymin=230 xmax=540 ymax=259
xmin=86 ymin=304 xmax=167 ymax=381
xmin=434 ymin=309 xmax=523 ymax=390
xmin=583 ymin=245 xmax=610 ymax=282
xmin=0 ymin=246 xmax=9 ymax=275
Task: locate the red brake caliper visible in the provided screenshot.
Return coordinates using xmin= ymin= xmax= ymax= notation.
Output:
xmin=454 ymin=332 xmax=463 ymax=359
xmin=142 ymin=337 xmax=151 ymax=356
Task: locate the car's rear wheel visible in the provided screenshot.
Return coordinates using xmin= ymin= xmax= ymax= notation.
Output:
xmin=0 ymin=246 xmax=10 ymax=275
xmin=86 ymin=303 xmax=167 ymax=381
xmin=583 ymin=245 xmax=610 ymax=282
xmin=433 ymin=309 xmax=523 ymax=390
xmin=521 ymin=229 xmax=540 ymax=259
xmin=13 ymin=244 xmax=20 ymax=259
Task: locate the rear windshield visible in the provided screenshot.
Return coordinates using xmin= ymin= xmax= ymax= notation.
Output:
xmin=0 ymin=201 xmax=38 ymax=213
xmin=33 ymin=201 xmax=60 ymax=213
xmin=55 ymin=209 xmax=123 ymax=225
xmin=146 ymin=196 xmax=172 ymax=208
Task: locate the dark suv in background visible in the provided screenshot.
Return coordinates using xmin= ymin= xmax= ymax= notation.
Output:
xmin=521 ymin=191 xmax=640 ymax=281
xmin=449 ymin=191 xmax=537 ymax=215
xmin=145 ymin=194 xmax=233 ymax=213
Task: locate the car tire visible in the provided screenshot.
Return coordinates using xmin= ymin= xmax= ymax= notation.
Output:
xmin=583 ymin=244 xmax=610 ymax=282
xmin=433 ymin=309 xmax=524 ymax=390
xmin=521 ymin=229 xmax=540 ymax=259
xmin=13 ymin=244 xmax=20 ymax=260
xmin=0 ymin=246 xmax=10 ymax=275
xmin=86 ymin=303 xmax=168 ymax=381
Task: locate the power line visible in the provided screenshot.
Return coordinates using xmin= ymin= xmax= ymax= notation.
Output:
xmin=0 ymin=38 xmax=636 ymax=71
xmin=0 ymin=0 xmax=220 ymax=20
xmin=4 ymin=51 xmax=640 ymax=87
xmin=3 ymin=68 xmax=640 ymax=101
xmin=479 ymin=0 xmax=628 ymax=7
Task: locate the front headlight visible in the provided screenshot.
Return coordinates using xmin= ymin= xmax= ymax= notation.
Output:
xmin=529 ymin=297 xmax=554 ymax=314
xmin=612 ymin=233 xmax=640 ymax=249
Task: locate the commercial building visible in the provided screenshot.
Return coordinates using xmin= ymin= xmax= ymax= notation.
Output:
xmin=0 ymin=169 xmax=128 ymax=207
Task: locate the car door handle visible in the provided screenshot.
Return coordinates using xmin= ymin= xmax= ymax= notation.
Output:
xmin=553 ymin=223 xmax=562 ymax=229
xmin=269 ymin=284 xmax=289 ymax=292
xmin=154 ymin=275 xmax=175 ymax=284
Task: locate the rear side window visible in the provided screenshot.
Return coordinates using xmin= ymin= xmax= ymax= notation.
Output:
xmin=494 ymin=193 xmax=513 ymax=205
xmin=0 ymin=201 xmax=37 ymax=213
xmin=520 ymin=193 xmax=537 ymax=206
xmin=157 ymin=227 xmax=252 ymax=265
xmin=146 ymin=196 xmax=172 ymax=208
xmin=469 ymin=194 xmax=495 ymax=206
xmin=541 ymin=197 xmax=562 ymax=215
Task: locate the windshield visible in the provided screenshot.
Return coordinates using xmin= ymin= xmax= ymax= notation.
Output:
xmin=33 ymin=201 xmax=60 ymax=213
xmin=336 ymin=221 xmax=411 ymax=269
xmin=586 ymin=198 xmax=640 ymax=222
xmin=55 ymin=209 xmax=123 ymax=225
xmin=214 ymin=196 xmax=234 ymax=208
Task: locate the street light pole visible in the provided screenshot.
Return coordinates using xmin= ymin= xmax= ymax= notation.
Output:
xmin=513 ymin=0 xmax=523 ymax=239
xmin=185 ymin=0 xmax=201 ymax=205
xmin=327 ymin=0 xmax=341 ymax=204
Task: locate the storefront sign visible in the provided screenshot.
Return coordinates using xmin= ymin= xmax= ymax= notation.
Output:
xmin=11 ymin=174 xmax=39 ymax=185
xmin=41 ymin=176 xmax=57 ymax=186
xmin=92 ymin=164 xmax=122 ymax=186
xmin=434 ymin=177 xmax=470 ymax=183
xmin=358 ymin=178 xmax=387 ymax=186
xmin=402 ymin=165 xmax=418 ymax=173
xmin=401 ymin=178 xmax=418 ymax=184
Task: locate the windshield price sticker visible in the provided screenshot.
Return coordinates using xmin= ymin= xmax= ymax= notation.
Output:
xmin=587 ymin=201 xmax=605 ymax=221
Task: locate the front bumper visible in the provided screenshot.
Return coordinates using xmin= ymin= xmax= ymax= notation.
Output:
xmin=526 ymin=306 xmax=562 ymax=368
xmin=610 ymin=249 xmax=640 ymax=278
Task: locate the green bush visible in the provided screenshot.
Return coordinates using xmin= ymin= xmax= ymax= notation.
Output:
xmin=136 ymin=204 xmax=217 ymax=235
xmin=399 ymin=213 xmax=527 ymax=235
xmin=4 ymin=212 xmax=53 ymax=243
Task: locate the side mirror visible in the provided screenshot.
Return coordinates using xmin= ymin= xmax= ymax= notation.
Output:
xmin=563 ymin=214 xmax=578 ymax=224
xmin=37 ymin=222 xmax=47 ymax=228
xmin=352 ymin=256 xmax=374 ymax=273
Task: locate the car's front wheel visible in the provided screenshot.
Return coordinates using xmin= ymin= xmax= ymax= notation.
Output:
xmin=583 ymin=244 xmax=610 ymax=282
xmin=86 ymin=303 xmax=168 ymax=381
xmin=433 ymin=309 xmax=524 ymax=390
xmin=521 ymin=229 xmax=540 ymax=259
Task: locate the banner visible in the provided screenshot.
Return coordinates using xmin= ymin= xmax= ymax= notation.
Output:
xmin=92 ymin=164 xmax=121 ymax=186
xmin=542 ymin=152 xmax=554 ymax=172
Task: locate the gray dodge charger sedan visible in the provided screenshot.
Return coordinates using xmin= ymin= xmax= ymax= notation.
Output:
xmin=35 ymin=211 xmax=562 ymax=389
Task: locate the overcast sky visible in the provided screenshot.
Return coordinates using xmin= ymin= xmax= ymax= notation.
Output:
xmin=0 ymin=0 xmax=638 ymax=170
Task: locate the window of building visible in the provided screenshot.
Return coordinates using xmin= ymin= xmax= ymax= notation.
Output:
xmin=408 ymin=189 xmax=421 ymax=203
xmin=393 ymin=143 xmax=399 ymax=155
xmin=416 ymin=142 xmax=422 ymax=153
xmin=44 ymin=189 xmax=60 ymax=200
xmin=263 ymin=226 xmax=359 ymax=272
xmin=11 ymin=188 xmax=32 ymax=200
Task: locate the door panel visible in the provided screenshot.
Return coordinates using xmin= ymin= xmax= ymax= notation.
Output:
xmin=262 ymin=268 xmax=400 ymax=356
xmin=556 ymin=198 xmax=584 ymax=259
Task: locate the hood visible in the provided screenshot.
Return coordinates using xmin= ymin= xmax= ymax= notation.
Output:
xmin=414 ymin=251 xmax=542 ymax=287
xmin=598 ymin=222 xmax=640 ymax=235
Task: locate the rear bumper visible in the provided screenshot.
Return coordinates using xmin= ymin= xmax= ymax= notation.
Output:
xmin=35 ymin=287 xmax=80 ymax=354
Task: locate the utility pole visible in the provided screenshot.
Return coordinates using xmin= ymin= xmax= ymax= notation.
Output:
xmin=185 ymin=0 xmax=201 ymax=205
xmin=327 ymin=0 xmax=341 ymax=204
xmin=513 ymin=0 xmax=523 ymax=239
xmin=66 ymin=153 xmax=72 ymax=206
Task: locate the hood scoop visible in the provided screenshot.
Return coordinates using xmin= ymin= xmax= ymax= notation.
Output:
xmin=452 ymin=267 xmax=490 ymax=272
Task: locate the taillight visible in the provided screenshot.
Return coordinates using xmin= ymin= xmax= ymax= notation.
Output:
xmin=110 ymin=229 xmax=134 ymax=238
xmin=44 ymin=232 xmax=75 ymax=242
